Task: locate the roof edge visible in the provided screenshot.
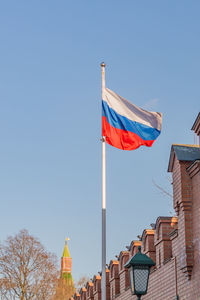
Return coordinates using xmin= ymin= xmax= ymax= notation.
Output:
xmin=191 ymin=112 xmax=200 ymax=132
xmin=168 ymin=145 xmax=175 ymax=172
xmin=168 ymin=144 xmax=200 ymax=172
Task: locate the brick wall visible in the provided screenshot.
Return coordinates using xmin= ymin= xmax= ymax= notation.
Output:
xmin=75 ymin=114 xmax=200 ymax=300
xmin=118 ymin=251 xmax=130 ymax=293
xmin=109 ymin=260 xmax=120 ymax=299
xmin=92 ymin=275 xmax=101 ymax=300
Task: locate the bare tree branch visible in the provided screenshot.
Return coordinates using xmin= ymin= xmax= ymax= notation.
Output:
xmin=0 ymin=230 xmax=58 ymax=300
xmin=152 ymin=179 xmax=173 ymax=199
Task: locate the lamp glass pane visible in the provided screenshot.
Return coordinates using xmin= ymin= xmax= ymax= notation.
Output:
xmin=133 ymin=266 xmax=149 ymax=294
xmin=129 ymin=268 xmax=134 ymax=293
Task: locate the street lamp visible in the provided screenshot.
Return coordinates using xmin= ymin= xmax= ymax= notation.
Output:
xmin=124 ymin=246 xmax=155 ymax=300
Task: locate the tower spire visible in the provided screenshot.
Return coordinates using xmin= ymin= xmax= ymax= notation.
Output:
xmin=61 ymin=237 xmax=74 ymax=287
xmin=62 ymin=237 xmax=70 ymax=258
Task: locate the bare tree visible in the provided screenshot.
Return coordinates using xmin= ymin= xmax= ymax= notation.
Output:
xmin=0 ymin=277 xmax=17 ymax=300
xmin=0 ymin=229 xmax=58 ymax=300
xmin=152 ymin=178 xmax=173 ymax=199
xmin=76 ymin=275 xmax=90 ymax=290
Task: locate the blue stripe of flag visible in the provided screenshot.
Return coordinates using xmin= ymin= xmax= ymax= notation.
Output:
xmin=102 ymin=100 xmax=161 ymax=141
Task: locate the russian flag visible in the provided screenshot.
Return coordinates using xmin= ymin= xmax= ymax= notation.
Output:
xmin=102 ymin=88 xmax=162 ymax=150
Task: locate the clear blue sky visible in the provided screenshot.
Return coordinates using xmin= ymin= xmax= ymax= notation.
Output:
xmin=0 ymin=0 xmax=199 ymax=283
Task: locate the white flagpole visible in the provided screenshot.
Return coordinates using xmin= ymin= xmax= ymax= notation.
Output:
xmin=101 ymin=62 xmax=106 ymax=300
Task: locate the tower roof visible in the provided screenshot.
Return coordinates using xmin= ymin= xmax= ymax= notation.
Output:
xmin=62 ymin=237 xmax=71 ymax=258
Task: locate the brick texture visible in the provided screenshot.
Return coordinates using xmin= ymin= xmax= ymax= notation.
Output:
xmin=75 ymin=115 xmax=200 ymax=300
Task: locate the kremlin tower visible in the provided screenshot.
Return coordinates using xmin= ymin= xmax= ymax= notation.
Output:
xmin=61 ymin=238 xmax=74 ymax=287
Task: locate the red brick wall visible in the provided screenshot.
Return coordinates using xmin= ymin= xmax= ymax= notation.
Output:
xmin=113 ymin=154 xmax=200 ymax=300
xmin=106 ymin=269 xmax=110 ymax=300
xmin=142 ymin=229 xmax=156 ymax=262
xmin=190 ymin=162 xmax=200 ymax=297
xmin=93 ymin=276 xmax=101 ymax=300
xmin=109 ymin=261 xmax=120 ymax=299
xmin=114 ymin=153 xmax=200 ymax=299
xmin=119 ymin=252 xmax=130 ymax=293
xmin=86 ymin=282 xmax=94 ymax=300
xmin=75 ymin=145 xmax=200 ymax=300
xmin=173 ymin=158 xmax=194 ymax=278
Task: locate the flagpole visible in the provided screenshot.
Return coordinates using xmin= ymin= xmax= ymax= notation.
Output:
xmin=101 ymin=62 xmax=106 ymax=300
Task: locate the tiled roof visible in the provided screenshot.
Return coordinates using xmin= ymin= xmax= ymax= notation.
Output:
xmin=168 ymin=144 xmax=200 ymax=172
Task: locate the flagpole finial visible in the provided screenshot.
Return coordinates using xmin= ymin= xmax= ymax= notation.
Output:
xmin=101 ymin=62 xmax=106 ymax=67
